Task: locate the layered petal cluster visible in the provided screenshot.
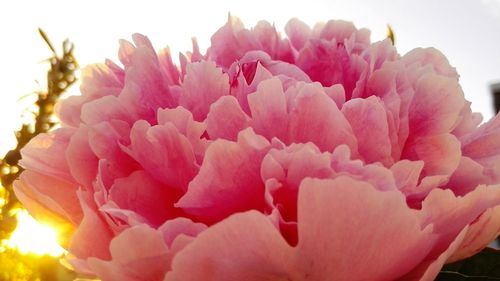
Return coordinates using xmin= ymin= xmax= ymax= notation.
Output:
xmin=15 ymin=16 xmax=500 ymax=281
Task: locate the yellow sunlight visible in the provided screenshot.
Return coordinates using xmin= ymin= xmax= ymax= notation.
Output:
xmin=2 ymin=209 xmax=66 ymax=256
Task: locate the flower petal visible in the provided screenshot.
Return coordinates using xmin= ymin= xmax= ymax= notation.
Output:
xmin=287 ymin=83 xmax=357 ymax=153
xmin=88 ymin=224 xmax=170 ymax=281
xmin=176 ymin=128 xmax=270 ymax=223
xmin=179 ymin=61 xmax=230 ymax=121
xmin=293 ymin=177 xmax=435 ymax=280
xmin=166 ymin=211 xmax=292 ymax=281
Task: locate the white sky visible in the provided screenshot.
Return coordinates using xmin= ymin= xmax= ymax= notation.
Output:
xmin=1 ymin=0 xmax=500 ymax=155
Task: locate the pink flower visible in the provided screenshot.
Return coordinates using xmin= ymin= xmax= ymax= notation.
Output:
xmin=15 ymin=16 xmax=500 ymax=281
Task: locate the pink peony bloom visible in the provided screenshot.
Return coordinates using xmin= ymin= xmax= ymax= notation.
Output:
xmin=15 ymin=16 xmax=500 ymax=281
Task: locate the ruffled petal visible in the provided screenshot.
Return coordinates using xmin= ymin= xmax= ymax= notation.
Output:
xmin=125 ymin=120 xmax=198 ymax=190
xmin=87 ymin=225 xmax=170 ymax=281
xmin=166 ymin=211 xmax=291 ymax=281
xmin=176 ymin=128 xmax=270 ymax=222
xmin=293 ymin=177 xmax=435 ymax=280
xmin=287 ymin=83 xmax=358 ymax=153
xmin=342 ymin=96 xmax=393 ymax=165
xmin=179 ymin=61 xmax=230 ymax=121
xmin=206 ymin=95 xmax=250 ymax=140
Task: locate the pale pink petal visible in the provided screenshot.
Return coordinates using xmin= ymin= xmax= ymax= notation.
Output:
xmin=451 ymin=101 xmax=483 ymax=138
xmin=125 ymin=120 xmax=198 ymax=190
xmin=448 ymin=206 xmax=500 ymax=262
xmin=158 ymin=217 xmax=207 ymax=247
xmin=361 ymin=39 xmax=398 ymax=74
xmin=419 ymin=186 xmax=500 ymax=258
xmin=292 ymin=177 xmax=435 ymax=280
xmin=319 ymin=20 xmax=358 ymax=43
xmin=408 ymin=72 xmax=465 ymax=136
xmin=248 ymin=78 xmax=288 ymax=140
xmin=230 ymin=61 xmax=274 ymax=114
xmin=209 ymin=15 xmax=260 ymax=68
xmin=118 ymin=39 xmax=135 ymax=67
xmin=81 ymin=96 xmax=137 ymax=125
xmin=252 ymin=21 xmax=294 ymax=63
xmin=364 ymin=61 xmax=414 ymax=160
xmin=287 ymin=83 xmax=358 ymax=153
xmin=261 ymin=143 xmax=333 ymax=222
xmin=19 ymin=128 xmax=76 ymax=182
xmin=165 ymin=211 xmax=292 ymax=281
xmin=179 ymin=61 xmax=230 ymax=121
xmin=342 ymin=96 xmax=393 ymax=165
xmin=402 ymin=134 xmax=461 ymax=178
xmin=402 ymin=48 xmax=459 ymax=80
xmin=323 ymin=84 xmax=346 ymax=108
xmin=87 ymin=120 xmax=138 ymax=179
xmin=399 ymin=227 xmax=468 ymax=281
xmin=80 ymin=63 xmax=123 ymax=98
xmin=285 ymin=18 xmax=312 ymax=50
xmin=390 ymin=160 xmax=424 ymax=191
xmin=158 ymin=47 xmax=181 ymax=85
xmin=176 ymin=128 xmax=270 ymax=223
xmin=87 ymin=225 xmax=170 ymax=281
xmin=156 ymin=106 xmax=208 ymax=162
xmin=206 ymin=95 xmax=250 ymax=140
xmin=15 ymin=170 xmax=82 ymax=225
xmin=296 ymin=39 xmax=368 ymax=99
xmin=65 ymin=126 xmax=99 ymax=187
xmin=56 ymin=96 xmax=86 ymax=127
xmin=461 ymin=114 xmax=500 ymax=181
xmin=13 ymin=174 xmax=78 ymax=248
xmin=69 ymin=191 xmax=113 ymax=262
xmin=118 ymin=35 xmax=176 ymax=122
xmin=447 ymin=156 xmax=489 ymax=196
xmin=57 ymin=64 xmax=124 ymax=127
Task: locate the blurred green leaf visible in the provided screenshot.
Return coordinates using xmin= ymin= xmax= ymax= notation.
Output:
xmin=436 ymin=247 xmax=500 ymax=280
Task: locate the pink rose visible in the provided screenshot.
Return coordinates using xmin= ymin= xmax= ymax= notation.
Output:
xmin=15 ymin=16 xmax=500 ymax=281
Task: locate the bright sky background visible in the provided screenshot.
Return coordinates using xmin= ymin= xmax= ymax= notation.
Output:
xmin=1 ymin=0 xmax=500 ymax=156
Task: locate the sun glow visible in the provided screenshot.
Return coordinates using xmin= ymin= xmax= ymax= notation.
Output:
xmin=2 ymin=209 xmax=66 ymax=256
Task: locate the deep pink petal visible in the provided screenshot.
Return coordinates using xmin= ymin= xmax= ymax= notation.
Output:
xmin=109 ymin=171 xmax=183 ymax=227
